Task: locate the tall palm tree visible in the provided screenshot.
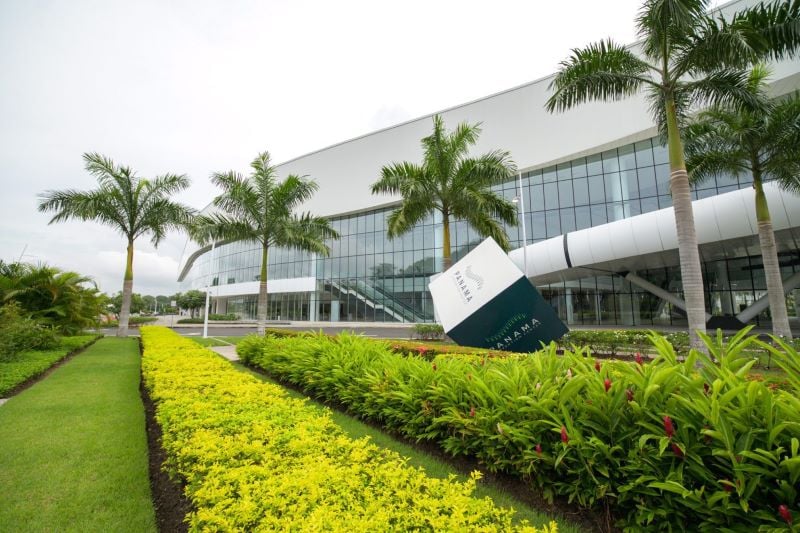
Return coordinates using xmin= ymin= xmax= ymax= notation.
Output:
xmin=684 ymin=66 xmax=800 ymax=338
xmin=193 ymin=151 xmax=338 ymax=335
xmin=38 ymin=153 xmax=194 ymax=336
xmin=545 ymin=0 xmax=800 ymax=349
xmin=371 ymin=114 xmax=518 ymax=272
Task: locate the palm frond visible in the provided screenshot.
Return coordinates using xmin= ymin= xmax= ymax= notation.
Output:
xmin=546 ymin=39 xmax=656 ymax=113
xmin=636 ymin=0 xmax=709 ymax=61
xmin=271 ymin=175 xmax=319 ymax=213
xmin=728 ymin=0 xmax=800 ymax=62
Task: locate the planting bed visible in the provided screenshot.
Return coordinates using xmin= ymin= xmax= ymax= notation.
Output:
xmin=238 ymin=329 xmax=800 ymax=531
xmin=141 ymin=326 xmax=556 ymax=531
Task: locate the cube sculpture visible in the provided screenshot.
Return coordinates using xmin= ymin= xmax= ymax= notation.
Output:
xmin=429 ymin=238 xmax=568 ymax=352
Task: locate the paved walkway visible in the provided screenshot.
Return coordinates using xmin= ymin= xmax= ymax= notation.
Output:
xmin=0 ymin=398 xmax=7 ymax=406
xmin=210 ymin=345 xmax=239 ymax=362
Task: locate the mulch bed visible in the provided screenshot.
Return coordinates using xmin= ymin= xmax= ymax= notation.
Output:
xmin=140 ymin=371 xmax=192 ymax=533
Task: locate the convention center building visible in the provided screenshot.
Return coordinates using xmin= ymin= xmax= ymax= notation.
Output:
xmin=178 ymin=0 xmax=800 ymax=328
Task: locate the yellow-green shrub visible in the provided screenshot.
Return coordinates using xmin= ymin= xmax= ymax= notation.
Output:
xmin=140 ymin=326 xmax=555 ymax=532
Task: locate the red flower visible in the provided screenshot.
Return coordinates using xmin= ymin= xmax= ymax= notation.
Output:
xmin=664 ymin=415 xmax=675 ymax=438
xmin=535 ymin=443 xmax=542 ymax=456
xmin=595 ymin=360 xmax=601 ymax=372
xmin=561 ymin=425 xmax=569 ymax=444
xmin=417 ymin=346 xmax=429 ymax=355
xmin=469 ymin=406 xmax=476 ymax=417
xmin=625 ymin=389 xmax=634 ymax=402
xmin=703 ymin=382 xmax=710 ymax=395
xmin=635 ymin=352 xmax=644 ymax=366
xmin=671 ymin=442 xmax=683 ymax=458
xmin=431 ymin=362 xmax=437 ymax=371
xmin=778 ymin=504 xmax=792 ymax=525
xmin=604 ymin=378 xmax=612 ymax=392
xmin=721 ymin=480 xmax=733 ymax=493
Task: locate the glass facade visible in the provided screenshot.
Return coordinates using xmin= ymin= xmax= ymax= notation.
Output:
xmin=180 ymin=134 xmax=797 ymax=326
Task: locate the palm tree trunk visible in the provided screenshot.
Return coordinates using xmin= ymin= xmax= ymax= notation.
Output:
xmin=117 ymin=240 xmax=134 ymax=337
xmin=665 ymin=98 xmax=707 ymax=350
xmin=257 ymin=243 xmax=269 ymax=335
xmin=753 ymin=175 xmax=792 ymax=339
xmin=442 ymin=213 xmax=452 ymax=272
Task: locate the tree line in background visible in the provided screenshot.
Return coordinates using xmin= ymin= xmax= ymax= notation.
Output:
xmin=34 ymin=0 xmax=800 ymax=342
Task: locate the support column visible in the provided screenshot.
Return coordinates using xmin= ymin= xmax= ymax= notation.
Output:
xmin=736 ymin=271 xmax=800 ymax=324
xmin=625 ymin=272 xmax=712 ymax=321
xmin=565 ymin=287 xmax=574 ymax=324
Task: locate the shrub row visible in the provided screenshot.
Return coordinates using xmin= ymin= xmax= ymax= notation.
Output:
xmin=0 ymin=334 xmax=99 ymax=396
xmin=140 ymin=326 xmax=555 ymax=532
xmin=176 ymin=313 xmax=240 ymax=324
xmin=238 ymin=329 xmax=800 ymax=531
xmin=412 ymin=323 xmax=446 ymax=340
xmin=558 ymin=330 xmax=690 ymax=356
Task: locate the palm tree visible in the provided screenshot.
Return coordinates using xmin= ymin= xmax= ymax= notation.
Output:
xmin=38 ymin=153 xmax=194 ymax=336
xmin=684 ymin=66 xmax=800 ymax=338
xmin=371 ymin=114 xmax=518 ymax=272
xmin=545 ymin=0 xmax=800 ymax=349
xmin=193 ymin=151 xmax=338 ymax=335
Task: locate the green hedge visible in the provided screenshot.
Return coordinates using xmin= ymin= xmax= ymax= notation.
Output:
xmin=141 ymin=326 xmax=553 ymax=532
xmin=0 ymin=335 xmax=100 ymax=396
xmin=238 ymin=329 xmax=800 ymax=531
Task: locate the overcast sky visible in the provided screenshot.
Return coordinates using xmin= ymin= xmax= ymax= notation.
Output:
xmin=0 ymin=0 xmax=722 ymax=296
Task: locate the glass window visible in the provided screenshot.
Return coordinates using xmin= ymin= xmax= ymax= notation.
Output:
xmin=607 ymin=202 xmax=624 ymax=222
xmin=634 ymin=139 xmax=654 ymax=167
xmin=557 ymin=163 xmax=572 ymax=181
xmin=532 ymin=212 xmax=546 ymax=239
xmin=641 ymin=196 xmax=659 ymax=214
xmin=545 ymin=210 xmax=561 ymax=237
xmin=605 ymin=172 xmax=622 ymax=203
xmin=602 ymin=149 xmax=620 ymax=174
xmin=621 ymin=169 xmax=639 ymax=200
xmin=365 ymin=213 xmax=375 ymax=232
xmin=544 ymin=182 xmax=559 ymax=209
xmin=586 ymin=153 xmax=603 ymax=176
xmin=542 ymin=166 xmax=557 ymax=183
xmin=658 ymin=195 xmax=673 ymax=209
xmin=591 ymin=204 xmax=607 ymax=225
xmin=573 ymin=177 xmax=589 ymax=206
xmin=528 ymin=169 xmax=543 ymax=185
xmin=618 ymin=144 xmax=636 ymax=170
xmin=653 ymin=143 xmax=669 ymax=165
xmin=530 ymin=184 xmax=544 ymax=211
xmin=571 ymin=157 xmax=587 ymax=178
xmin=588 ymin=175 xmax=605 ymax=204
xmin=575 ymin=206 xmax=592 ymax=230
xmin=558 ymin=180 xmax=574 ymax=207
xmin=560 ymin=209 xmax=576 ymax=233
xmin=624 ymin=200 xmax=642 ymax=218
xmin=638 ymin=166 xmax=657 ymax=197
xmin=655 ymin=164 xmax=671 ymax=195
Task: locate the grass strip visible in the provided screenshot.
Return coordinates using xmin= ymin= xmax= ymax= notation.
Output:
xmin=0 ymin=337 xmax=156 ymax=532
xmin=0 ymin=335 xmax=98 ymax=396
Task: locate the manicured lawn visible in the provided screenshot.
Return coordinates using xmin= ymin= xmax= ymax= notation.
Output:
xmin=0 ymin=335 xmax=98 ymax=396
xmin=189 ymin=335 xmax=242 ymax=347
xmin=228 ymin=359 xmax=582 ymax=532
xmin=0 ymin=337 xmax=156 ymax=532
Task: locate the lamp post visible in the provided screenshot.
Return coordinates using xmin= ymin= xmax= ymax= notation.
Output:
xmin=202 ymin=241 xmax=217 ymax=339
xmin=512 ymin=172 xmax=529 ymax=277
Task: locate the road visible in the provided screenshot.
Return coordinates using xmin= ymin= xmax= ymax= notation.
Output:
xmin=171 ymin=324 xmax=416 ymax=340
